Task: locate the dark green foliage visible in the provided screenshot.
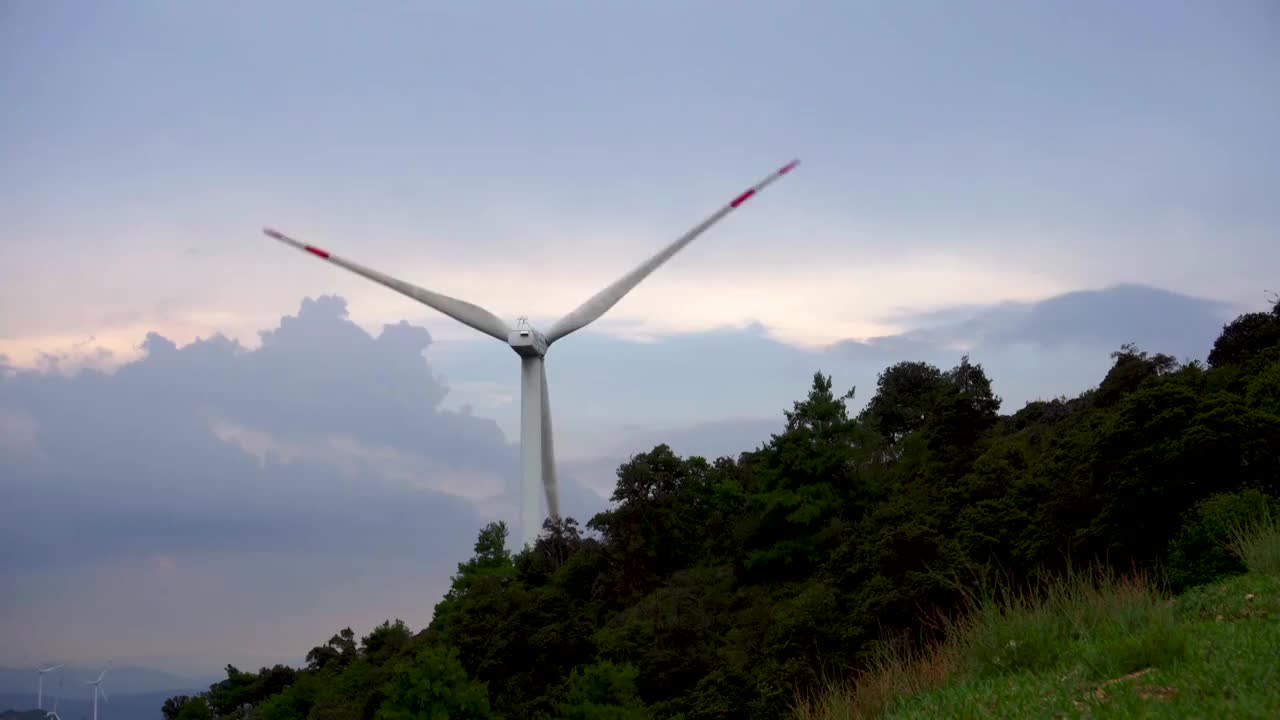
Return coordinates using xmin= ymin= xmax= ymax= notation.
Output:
xmin=377 ymin=645 xmax=495 ymax=720
xmin=164 ymin=696 xmax=214 ymax=720
xmin=860 ymin=361 xmax=949 ymax=448
xmin=305 ymin=628 xmax=358 ymax=672
xmin=1207 ymin=297 xmax=1280 ymax=369
xmin=166 ymin=302 xmax=1280 ymax=720
xmin=361 ymin=621 xmax=413 ymax=667
xmin=1095 ymin=343 xmax=1177 ymax=407
xmin=559 ymin=661 xmax=652 ymax=720
xmin=1166 ymin=488 xmax=1279 ymax=591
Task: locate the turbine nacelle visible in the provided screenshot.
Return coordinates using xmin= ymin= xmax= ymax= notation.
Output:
xmin=508 ymin=318 xmax=549 ymax=358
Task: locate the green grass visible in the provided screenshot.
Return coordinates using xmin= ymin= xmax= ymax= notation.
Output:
xmin=1229 ymin=502 xmax=1280 ymax=577
xmin=795 ymin=521 xmax=1280 ymax=719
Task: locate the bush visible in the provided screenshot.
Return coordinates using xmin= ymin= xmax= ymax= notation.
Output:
xmin=1166 ymin=488 xmax=1276 ymax=590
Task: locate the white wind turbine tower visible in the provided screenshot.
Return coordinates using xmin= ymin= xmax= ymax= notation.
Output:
xmin=36 ymin=664 xmax=64 ymax=710
xmin=45 ymin=699 xmax=62 ymax=720
xmin=85 ymin=665 xmax=109 ymax=720
xmin=264 ymin=160 xmax=800 ymax=547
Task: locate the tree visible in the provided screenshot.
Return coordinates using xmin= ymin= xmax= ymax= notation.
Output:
xmin=1208 ymin=299 xmax=1280 ymax=369
xmin=1095 ymin=343 xmax=1178 ymax=407
xmin=361 ymin=620 xmax=413 ymax=667
xmin=305 ymin=628 xmax=358 ymax=672
xmin=431 ymin=521 xmax=517 ymax=635
xmin=928 ymin=355 xmax=1002 ymax=463
xmin=588 ymin=446 xmax=713 ymax=600
xmin=860 ymin=361 xmax=949 ymax=447
xmin=377 ymin=645 xmax=495 ymax=720
xmin=745 ymin=373 xmax=866 ymax=576
xmin=163 ymin=695 xmax=213 ymax=720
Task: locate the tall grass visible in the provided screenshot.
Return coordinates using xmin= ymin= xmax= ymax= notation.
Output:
xmin=792 ymin=636 xmax=958 ymax=720
xmin=794 ymin=566 xmax=1183 ymax=719
xmin=796 ymin=515 xmax=1280 ymax=719
xmin=950 ymin=564 xmax=1184 ymax=682
xmin=1228 ymin=501 xmax=1280 ymax=576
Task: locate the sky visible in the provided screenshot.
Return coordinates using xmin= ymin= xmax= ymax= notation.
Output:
xmin=1 ymin=1 xmax=1277 ymax=678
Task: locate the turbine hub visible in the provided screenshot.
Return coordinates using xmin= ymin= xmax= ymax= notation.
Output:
xmin=508 ymin=318 xmax=548 ymax=357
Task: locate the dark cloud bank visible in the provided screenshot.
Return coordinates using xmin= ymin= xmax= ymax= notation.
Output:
xmin=5 ymin=297 xmax=506 ymax=572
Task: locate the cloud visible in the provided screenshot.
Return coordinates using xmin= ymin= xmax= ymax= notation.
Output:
xmin=0 ymin=406 xmax=39 ymax=455
xmin=876 ymin=284 xmax=1238 ymax=356
xmin=0 ymin=295 xmax=609 ymax=673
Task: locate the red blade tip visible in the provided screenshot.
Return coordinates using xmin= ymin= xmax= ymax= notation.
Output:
xmin=779 ymin=159 xmax=800 ymax=175
xmin=263 ymin=227 xmax=285 ymax=240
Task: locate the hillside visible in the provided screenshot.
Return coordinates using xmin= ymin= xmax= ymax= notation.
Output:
xmin=157 ymin=299 xmax=1280 ymax=719
xmin=799 ymin=515 xmax=1280 ymax=719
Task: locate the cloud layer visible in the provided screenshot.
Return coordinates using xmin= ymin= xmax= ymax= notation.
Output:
xmin=0 ymin=296 xmax=607 ymax=672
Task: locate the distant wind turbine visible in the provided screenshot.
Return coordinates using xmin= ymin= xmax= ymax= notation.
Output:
xmin=45 ymin=700 xmax=62 ymax=720
xmin=263 ymin=159 xmax=801 ymax=547
xmin=85 ymin=664 xmax=109 ymax=720
xmin=36 ymin=664 xmax=64 ymax=710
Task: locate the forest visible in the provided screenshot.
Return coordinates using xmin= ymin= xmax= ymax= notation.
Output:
xmin=160 ymin=298 xmax=1280 ymax=719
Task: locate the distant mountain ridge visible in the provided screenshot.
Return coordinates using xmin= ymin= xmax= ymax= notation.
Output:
xmin=0 ymin=664 xmax=222 ymax=720
xmin=870 ymin=283 xmax=1239 ymax=357
xmin=0 ymin=665 xmax=214 ymax=698
xmin=0 ymin=690 xmax=186 ymax=720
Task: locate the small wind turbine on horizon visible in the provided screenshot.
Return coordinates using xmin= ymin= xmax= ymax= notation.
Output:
xmin=263 ymin=160 xmax=801 ymax=547
xmin=45 ymin=700 xmax=62 ymax=720
xmin=85 ymin=664 xmax=109 ymax=720
xmin=36 ymin=664 xmax=64 ymax=710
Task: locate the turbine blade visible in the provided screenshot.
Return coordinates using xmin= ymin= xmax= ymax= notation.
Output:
xmin=540 ymin=362 xmax=559 ymax=521
xmin=263 ymin=228 xmax=512 ymax=342
xmin=544 ymin=159 xmax=800 ymax=344
xmin=100 ymin=688 xmax=109 ymax=703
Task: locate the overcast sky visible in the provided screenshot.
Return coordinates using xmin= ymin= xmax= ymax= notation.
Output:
xmin=2 ymin=1 xmax=1277 ymax=678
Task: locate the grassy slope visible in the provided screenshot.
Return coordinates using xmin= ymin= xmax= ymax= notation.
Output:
xmin=799 ymin=518 xmax=1280 ymax=719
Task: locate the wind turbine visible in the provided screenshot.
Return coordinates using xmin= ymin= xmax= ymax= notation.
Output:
xmin=45 ymin=700 xmax=62 ymax=720
xmin=263 ymin=159 xmax=800 ymax=547
xmin=36 ymin=664 xmax=64 ymax=710
xmin=85 ymin=665 xmax=109 ymax=720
